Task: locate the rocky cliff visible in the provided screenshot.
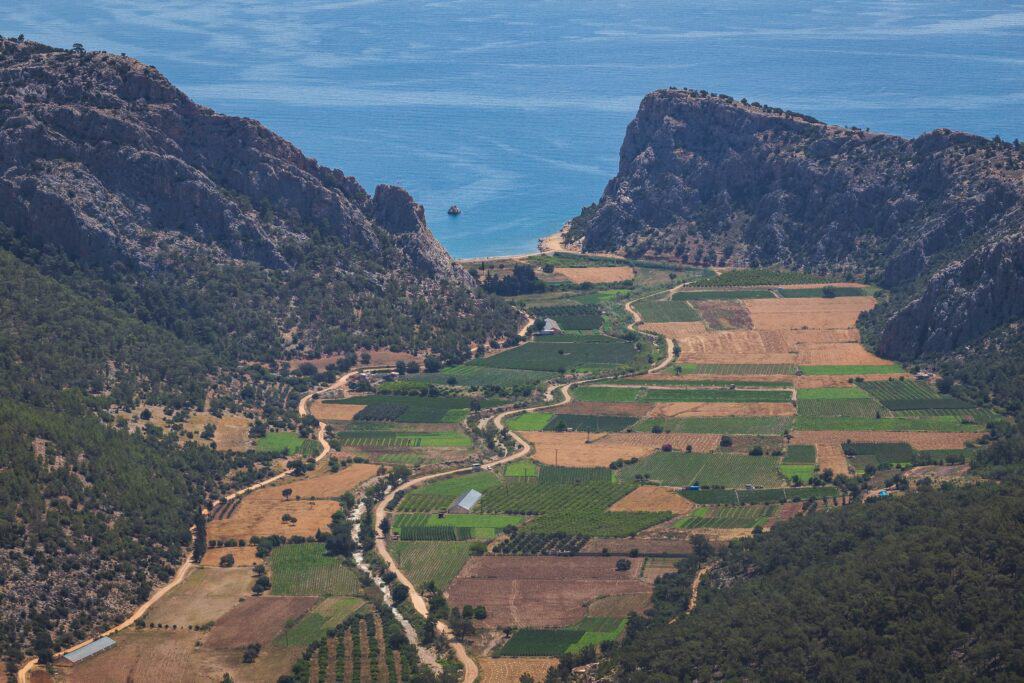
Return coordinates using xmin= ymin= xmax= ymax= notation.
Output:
xmin=0 ymin=38 xmax=507 ymax=360
xmin=569 ymin=88 xmax=1024 ymax=386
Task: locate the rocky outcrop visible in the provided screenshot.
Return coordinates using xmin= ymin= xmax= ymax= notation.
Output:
xmin=0 ymin=37 xmax=459 ymax=279
xmin=571 ymin=87 xmax=1024 ymax=360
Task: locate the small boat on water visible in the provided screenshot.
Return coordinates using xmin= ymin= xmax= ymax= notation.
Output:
xmin=448 ymin=205 xmax=462 ymax=216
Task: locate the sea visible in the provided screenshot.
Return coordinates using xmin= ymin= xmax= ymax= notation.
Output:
xmin=4 ymin=1 xmax=1023 ymax=258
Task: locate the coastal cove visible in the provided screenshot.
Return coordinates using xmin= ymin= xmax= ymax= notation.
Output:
xmin=4 ymin=0 xmax=1023 ymax=258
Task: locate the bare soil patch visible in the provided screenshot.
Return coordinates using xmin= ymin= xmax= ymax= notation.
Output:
xmin=200 ymin=546 xmax=260 ymax=568
xmin=446 ymin=556 xmax=650 ymax=628
xmin=581 ymin=537 xmax=693 ymax=556
xmin=815 ymin=444 xmax=850 ymax=475
xmin=640 ymin=557 xmax=682 ymax=584
xmin=675 ymin=330 xmax=795 ymax=364
xmin=311 ymin=401 xmax=365 ymax=421
xmin=208 ymin=493 xmax=338 ymax=542
xmin=745 ymin=297 xmax=875 ymax=330
xmin=479 ymin=657 xmax=558 ymax=683
xmin=795 ymin=343 xmax=892 ymax=365
xmin=143 ymin=566 xmax=253 ymax=627
xmin=585 ymin=592 xmax=653 ymax=618
xmin=791 ymin=431 xmax=974 ymax=450
xmin=596 ymin=432 xmax=720 ymax=452
xmin=65 ymin=630 xmax=219 ymax=683
xmin=783 ymin=328 xmax=861 ymax=345
xmin=795 ymin=373 xmax=907 ymax=388
xmin=647 ymin=401 xmax=795 ymax=418
xmin=691 ymin=300 xmax=752 ymax=330
xmin=205 ymin=595 xmax=318 ymax=648
xmin=555 ymin=266 xmax=634 ymax=284
xmin=526 ymin=432 xmax=717 ymax=467
xmin=609 ymin=486 xmax=695 ymax=514
xmin=639 ymin=321 xmax=707 ymax=339
xmin=266 ymin=462 xmax=377 ymax=499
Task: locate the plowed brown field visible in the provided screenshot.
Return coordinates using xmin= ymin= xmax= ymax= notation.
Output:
xmin=744 ymin=297 xmax=875 ymax=330
xmin=555 ymin=266 xmax=634 ymax=283
xmin=479 ymin=657 xmax=558 ymax=683
xmin=646 ymin=401 xmax=795 ymax=418
xmin=608 ymin=486 xmax=695 ymax=514
xmin=791 ymin=431 xmax=974 ymax=449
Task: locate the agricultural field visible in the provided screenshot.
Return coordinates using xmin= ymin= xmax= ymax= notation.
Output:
xmin=672 ymin=289 xmax=776 ymax=301
xmin=302 ymin=608 xmax=421 ymax=683
xmin=571 ymin=385 xmax=792 ymax=403
xmin=396 ymin=471 xmax=501 ymax=512
xmin=859 ymin=379 xmax=977 ymax=413
xmin=335 ymin=430 xmax=472 ymax=448
xmin=778 ymin=286 xmax=869 ymax=298
xmin=794 ymin=415 xmax=985 ymax=432
xmin=525 ymin=509 xmax=670 ymax=536
xmin=269 ymin=543 xmax=362 ymax=596
xmin=691 ymin=300 xmax=753 ymax=330
xmin=417 ymin=364 xmax=559 ymax=388
xmin=530 ymin=303 xmax=604 ymax=330
xmin=480 ymin=479 xmax=630 ymax=515
xmin=392 ymin=512 xmax=522 ymax=540
xmin=680 ymin=486 xmax=839 ymax=505
xmin=256 ymin=431 xmax=317 ymax=455
xmin=633 ymin=416 xmax=793 ymax=435
xmin=617 ymin=452 xmax=784 ymax=488
xmin=799 ymin=363 xmax=904 ymax=375
xmin=446 ymin=556 xmax=650 ymax=628
xmin=504 ymin=460 xmax=539 ymax=477
xmin=273 ymin=596 xmax=364 ymax=648
xmin=478 ymin=657 xmax=560 ymax=682
xmin=690 ymin=269 xmax=828 ymax=287
xmin=674 ymin=505 xmax=778 ymax=529
xmin=542 ymin=413 xmax=637 ymax=432
xmin=497 ymin=629 xmax=586 ymax=656
xmin=471 ymin=334 xmax=638 ymax=372
xmin=554 ymin=265 xmax=635 ymax=284
xmin=677 ymin=363 xmax=798 ymax=375
xmin=328 ymin=394 xmax=502 ymax=423
xmin=505 ymin=412 xmax=554 ymax=431
xmin=633 ymin=299 xmax=701 ymax=322
xmin=389 ymin=541 xmax=476 ymax=590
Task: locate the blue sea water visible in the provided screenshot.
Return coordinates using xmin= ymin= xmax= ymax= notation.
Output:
xmin=3 ymin=1 xmax=1023 ymax=258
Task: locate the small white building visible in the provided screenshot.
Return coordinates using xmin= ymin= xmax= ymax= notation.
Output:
xmin=536 ymin=318 xmax=561 ymax=336
xmin=448 ymin=489 xmax=482 ymax=514
xmin=61 ymin=637 xmax=116 ymax=665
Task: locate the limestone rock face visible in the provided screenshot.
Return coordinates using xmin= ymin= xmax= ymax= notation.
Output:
xmin=0 ymin=38 xmax=462 ymax=281
xmin=570 ymin=87 xmax=1024 ymax=359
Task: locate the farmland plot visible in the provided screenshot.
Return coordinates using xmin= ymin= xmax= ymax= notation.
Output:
xmin=675 ymin=505 xmax=777 ymax=529
xmin=673 ymin=289 xmax=776 ymax=300
xmin=618 ymin=452 xmax=783 ymax=488
xmin=634 ymin=299 xmax=701 ymax=322
xmin=471 ymin=335 xmax=637 ymax=372
xmin=269 ymin=543 xmax=362 ymax=596
xmin=633 ymin=416 xmax=793 ymax=435
xmin=390 ymin=541 xmax=475 ymax=590
xmin=530 ymin=303 xmax=604 ymax=330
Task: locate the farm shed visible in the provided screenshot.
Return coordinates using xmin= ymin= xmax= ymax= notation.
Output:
xmin=61 ymin=636 xmax=116 ymax=664
xmin=449 ymin=489 xmax=482 ymax=513
xmin=537 ymin=318 xmax=562 ymax=335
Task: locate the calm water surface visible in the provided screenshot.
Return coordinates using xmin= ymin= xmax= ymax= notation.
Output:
xmin=4 ymin=1 xmax=1023 ymax=257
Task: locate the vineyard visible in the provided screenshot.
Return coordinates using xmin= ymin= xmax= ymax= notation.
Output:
xmin=479 ymin=480 xmax=632 ymax=515
xmin=617 ymin=452 xmax=784 ymax=488
xmin=538 ymin=465 xmax=612 ymax=484
xmin=798 ymin=364 xmax=903 ymax=375
xmin=633 ymin=416 xmax=793 ymax=435
xmin=524 ymin=509 xmax=670 ymax=536
xmin=689 ymin=269 xmax=828 ymax=287
xmin=269 ymin=543 xmax=362 ymax=596
xmin=389 ymin=541 xmax=475 ymax=590
xmin=392 ymin=512 xmax=522 ymax=540
xmin=337 ymin=431 xmax=472 ymax=448
xmin=331 ymin=395 xmax=502 ymax=423
xmin=470 ymin=334 xmax=638 ymax=372
xmin=542 ymin=413 xmax=636 ymax=433
xmin=794 ymin=415 xmax=984 ymax=432
xmin=497 ymin=629 xmax=586 ymax=657
xmin=798 ymin=398 xmax=886 ymax=418
xmin=777 ymin=286 xmax=868 ymax=298
xmin=492 ymin=532 xmax=589 ymax=555
xmin=396 ymin=472 xmax=501 ymax=512
xmin=301 ymin=609 xmax=420 ymax=683
xmin=680 ymin=486 xmax=839 ymax=505
xmin=860 ymin=380 xmax=974 ymax=412
xmin=674 ymin=505 xmax=777 ymax=529
xmin=572 ymin=385 xmax=792 ymax=403
xmin=678 ymin=363 xmax=798 ymax=375
xmin=672 ymin=289 xmax=775 ymax=301
xmin=419 ymin=365 xmax=559 ymax=388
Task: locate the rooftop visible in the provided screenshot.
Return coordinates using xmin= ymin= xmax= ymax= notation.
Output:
xmin=63 ymin=636 xmax=116 ymax=663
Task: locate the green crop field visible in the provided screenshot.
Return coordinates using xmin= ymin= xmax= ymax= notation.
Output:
xmin=780 ymin=464 xmax=816 ymax=480
xmin=470 ymin=335 xmax=637 ymax=372
xmin=256 ymin=432 xmax=310 ymax=454
xmin=542 ymin=414 xmax=637 ymax=432
xmin=337 ymin=431 xmax=472 ymax=448
xmin=634 ymin=299 xmax=700 ymax=322
xmin=798 ymin=398 xmax=887 ymax=418
xmin=425 ymin=365 xmax=559 ymax=388
xmin=539 ymin=465 xmax=613 ymax=484
xmin=608 ymin=377 xmax=793 ymax=388
xmin=797 ymin=387 xmax=870 ymax=399
xmin=505 ymin=412 xmax=554 ymax=431
xmin=618 ymin=452 xmax=783 ymax=488
xmin=274 ymin=596 xmax=364 ymax=648
xmin=691 ymin=269 xmax=828 ymax=287
xmin=504 ymin=460 xmax=539 ymax=477
xmin=633 ymin=416 xmax=793 ymax=435
xmin=681 ymin=486 xmax=838 ymax=505
xmin=799 ymin=364 xmax=904 ymax=375
xmin=566 ymin=618 xmax=626 ymax=655
xmin=497 ymin=629 xmax=586 ymax=657
xmin=480 ymin=480 xmax=632 ymax=515
xmin=269 ymin=543 xmax=362 ymax=596
xmin=397 ymin=472 xmax=502 ymax=512
xmin=525 ymin=509 xmax=670 ymax=536
xmin=677 ymin=363 xmax=798 ymax=376
xmin=859 ymin=380 xmax=974 ymax=412
xmin=573 ymin=385 xmax=791 ymax=403
xmin=329 ymin=394 xmax=503 ymax=423
xmin=390 ymin=541 xmax=476 ymax=591
xmin=530 ymin=303 xmax=604 ymax=330
xmin=794 ymin=416 xmax=985 ymax=432
xmin=784 ymin=445 xmax=816 ymax=464
xmin=672 ymin=289 xmax=776 ymax=301
xmin=376 ymin=453 xmax=424 ymax=465
xmin=777 ymin=286 xmax=869 ymax=298
xmin=393 ymin=512 xmax=521 ymax=540
xmin=675 ymin=505 xmax=777 ymax=529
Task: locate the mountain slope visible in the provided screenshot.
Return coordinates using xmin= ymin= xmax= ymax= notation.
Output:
xmin=568 ymin=88 xmax=1024 ymax=411
xmin=0 ymin=37 xmax=518 ymax=369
